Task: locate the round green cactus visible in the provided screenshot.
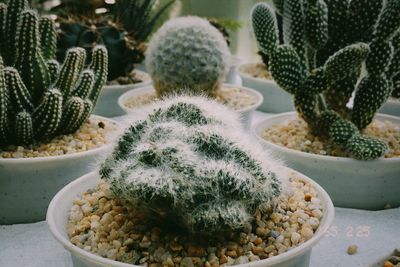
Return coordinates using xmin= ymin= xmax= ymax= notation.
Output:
xmin=146 ymin=16 xmax=231 ymax=97
xmin=100 ymin=96 xmax=283 ymax=235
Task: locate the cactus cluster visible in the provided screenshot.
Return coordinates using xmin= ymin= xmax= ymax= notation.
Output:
xmin=0 ymin=0 xmax=108 ymax=147
xmin=100 ymin=96 xmax=283 ymax=235
xmin=57 ymin=0 xmax=174 ymax=83
xmin=252 ymin=0 xmax=400 ymax=160
xmin=146 ymin=16 xmax=231 ymax=97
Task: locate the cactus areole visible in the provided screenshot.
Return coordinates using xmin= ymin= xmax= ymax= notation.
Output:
xmin=0 ymin=0 xmax=108 ymax=148
xmin=100 ymin=96 xmax=283 ymax=235
xmin=251 ymin=0 xmax=400 ymax=160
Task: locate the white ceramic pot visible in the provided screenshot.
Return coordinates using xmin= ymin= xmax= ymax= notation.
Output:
xmin=379 ymin=98 xmax=400 ymax=117
xmin=47 ymin=170 xmax=334 ymax=267
xmin=0 ymin=116 xmax=119 ymax=225
xmin=253 ymin=112 xmax=400 ymax=210
xmin=239 ymin=63 xmax=294 ymax=113
xmin=93 ymin=70 xmax=152 ymax=118
xmin=118 ymin=84 xmax=263 ymax=129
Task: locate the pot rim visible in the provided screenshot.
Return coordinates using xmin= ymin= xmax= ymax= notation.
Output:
xmin=104 ymin=70 xmax=152 ymax=90
xmin=0 ymin=115 xmax=119 ymax=164
xmin=253 ymin=111 xmax=400 ymax=163
xmin=117 ymin=83 xmax=264 ymax=114
xmin=47 ymin=169 xmax=334 ymax=267
xmin=238 ymin=62 xmax=277 ymax=85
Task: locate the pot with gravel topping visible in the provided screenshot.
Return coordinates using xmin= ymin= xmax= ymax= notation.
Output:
xmin=238 ymin=63 xmax=293 ymax=113
xmin=47 ymin=96 xmax=334 ymax=267
xmin=118 ymin=84 xmax=263 ymax=129
xmin=0 ymin=115 xmax=119 ymax=224
xmin=253 ymin=112 xmax=400 ymax=210
xmin=0 ymin=0 xmax=118 ymax=224
xmin=93 ymin=70 xmax=152 ymax=118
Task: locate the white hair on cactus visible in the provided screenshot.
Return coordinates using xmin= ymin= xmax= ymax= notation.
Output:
xmin=99 ymin=95 xmax=287 ymax=234
xmin=146 ymin=16 xmax=231 ymax=96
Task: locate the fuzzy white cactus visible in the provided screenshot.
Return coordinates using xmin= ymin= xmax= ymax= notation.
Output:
xmin=100 ymin=95 xmax=284 ymax=235
xmin=145 ymin=16 xmax=231 ymax=97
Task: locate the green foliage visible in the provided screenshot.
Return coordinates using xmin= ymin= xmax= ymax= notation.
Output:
xmin=100 ymin=96 xmax=282 ymax=235
xmin=251 ymin=0 xmax=399 ymax=160
xmin=0 ymin=0 xmax=108 ymax=147
xmin=57 ymin=0 xmax=174 ymax=83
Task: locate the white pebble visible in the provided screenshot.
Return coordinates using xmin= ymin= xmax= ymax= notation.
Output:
xmin=291 ymin=232 xmax=301 ymax=245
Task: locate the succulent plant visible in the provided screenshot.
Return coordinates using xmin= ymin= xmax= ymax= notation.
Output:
xmin=57 ymin=0 xmax=174 ymax=83
xmin=0 ymin=0 xmax=108 ymax=147
xmin=100 ymin=96 xmax=283 ymax=235
xmin=251 ymin=0 xmax=400 ymax=160
xmin=146 ymin=16 xmax=231 ymax=97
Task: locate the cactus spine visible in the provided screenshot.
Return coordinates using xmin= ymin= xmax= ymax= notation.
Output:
xmin=100 ymin=96 xmax=283 ymax=235
xmin=251 ymin=0 xmax=400 ymax=160
xmin=0 ymin=0 xmax=108 ymax=148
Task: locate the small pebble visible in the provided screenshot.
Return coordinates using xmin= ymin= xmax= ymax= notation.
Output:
xmin=347 ymin=245 xmax=358 ymax=255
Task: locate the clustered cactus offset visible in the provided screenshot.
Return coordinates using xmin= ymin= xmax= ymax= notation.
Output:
xmin=100 ymin=96 xmax=283 ymax=235
xmin=0 ymin=0 xmax=108 ymax=147
xmin=146 ymin=16 xmax=231 ymax=97
xmin=252 ymin=0 xmax=400 ymax=160
xmin=57 ymin=0 xmax=174 ymax=83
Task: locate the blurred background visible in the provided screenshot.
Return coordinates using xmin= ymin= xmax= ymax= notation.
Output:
xmin=27 ymin=0 xmax=274 ymax=62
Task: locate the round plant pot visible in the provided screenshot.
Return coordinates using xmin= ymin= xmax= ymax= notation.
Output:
xmin=118 ymin=84 xmax=263 ymax=129
xmin=47 ymin=170 xmax=334 ymax=267
xmin=93 ymin=70 xmax=152 ymax=118
xmin=253 ymin=112 xmax=400 ymax=210
xmin=0 ymin=116 xmax=119 ymax=225
xmin=239 ymin=63 xmax=293 ymax=113
xmin=379 ymin=98 xmax=400 ymax=117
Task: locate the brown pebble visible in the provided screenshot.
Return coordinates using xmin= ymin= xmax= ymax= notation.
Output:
xmin=151 ymin=227 xmax=161 ymax=242
xmin=384 ymin=261 xmax=394 ymax=267
xmin=169 ymin=242 xmax=183 ymax=252
xmin=254 ymin=237 xmax=263 ymax=245
xmin=304 ymin=194 xmax=312 ymax=202
xmin=226 ymin=250 xmax=237 ymax=258
xmin=192 ymin=257 xmax=202 ymax=266
xmin=252 ymin=246 xmax=264 ymax=254
xmin=188 ymin=245 xmax=206 ymax=257
xmin=347 ymin=245 xmax=358 ymax=255
xmin=219 ymin=255 xmax=228 ymax=264
xmin=98 ymin=121 xmax=105 ymax=129
xmin=258 ymin=252 xmax=269 ymax=260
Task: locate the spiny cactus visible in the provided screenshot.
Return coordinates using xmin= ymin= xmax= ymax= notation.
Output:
xmin=0 ymin=0 xmax=108 ymax=148
xmin=146 ymin=16 xmax=231 ymax=97
xmin=252 ymin=0 xmax=400 ymax=160
xmin=57 ymin=0 xmax=174 ymax=83
xmin=100 ymin=96 xmax=283 ymax=235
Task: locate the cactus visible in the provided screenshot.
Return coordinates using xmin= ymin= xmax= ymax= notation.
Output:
xmin=251 ymin=1 xmax=400 ymax=160
xmin=0 ymin=0 xmax=108 ymax=148
xmin=57 ymin=0 xmax=174 ymax=83
xmin=100 ymin=96 xmax=283 ymax=235
xmin=146 ymin=16 xmax=231 ymax=97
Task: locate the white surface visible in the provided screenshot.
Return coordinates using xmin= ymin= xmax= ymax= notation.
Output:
xmin=1 ymin=112 xmax=399 ymax=267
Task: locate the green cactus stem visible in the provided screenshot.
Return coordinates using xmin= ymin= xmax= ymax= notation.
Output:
xmin=0 ymin=0 xmax=109 ymax=147
xmin=100 ymin=96 xmax=283 ymax=235
xmin=251 ymin=0 xmax=398 ymax=160
xmin=39 ymin=17 xmax=57 ymax=61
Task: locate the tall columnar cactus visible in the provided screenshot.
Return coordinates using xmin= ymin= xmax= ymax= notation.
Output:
xmin=100 ymin=96 xmax=283 ymax=235
xmin=251 ymin=0 xmax=400 ymax=160
xmin=0 ymin=0 xmax=108 ymax=148
xmin=146 ymin=16 xmax=231 ymax=97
